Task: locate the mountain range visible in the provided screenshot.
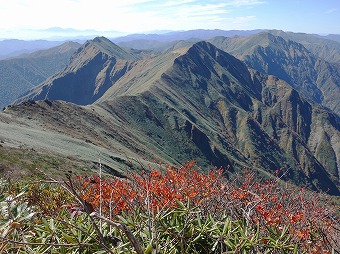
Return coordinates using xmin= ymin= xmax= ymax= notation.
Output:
xmin=1 ymin=30 xmax=340 ymax=195
xmin=209 ymin=32 xmax=340 ymax=115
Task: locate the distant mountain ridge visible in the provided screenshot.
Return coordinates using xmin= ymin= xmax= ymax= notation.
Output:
xmin=0 ymin=39 xmax=65 ymax=59
xmin=2 ymin=29 xmax=339 ymax=59
xmin=321 ymin=34 xmax=340 ymax=43
xmin=8 ymin=37 xmax=340 ymax=195
xmin=0 ymin=29 xmax=263 ymax=57
xmin=113 ymin=29 xmax=264 ymax=42
xmin=113 ymin=29 xmax=264 ymax=52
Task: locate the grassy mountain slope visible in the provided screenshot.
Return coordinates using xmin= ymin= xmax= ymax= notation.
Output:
xmin=9 ymin=39 xmax=340 ymax=194
xmin=0 ymin=42 xmax=80 ymax=108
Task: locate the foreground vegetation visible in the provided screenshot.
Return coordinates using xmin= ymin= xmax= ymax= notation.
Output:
xmin=0 ymin=161 xmax=339 ymax=253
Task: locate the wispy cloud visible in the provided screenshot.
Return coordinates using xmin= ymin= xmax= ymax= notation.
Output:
xmin=225 ymin=0 xmax=267 ymax=7
xmin=0 ymin=0 xmax=265 ymax=38
xmin=162 ymin=0 xmax=196 ymax=7
xmin=324 ymin=8 xmax=337 ymax=14
xmin=135 ymin=0 xmax=263 ymax=31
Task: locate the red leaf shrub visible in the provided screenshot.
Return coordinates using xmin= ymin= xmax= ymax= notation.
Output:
xmin=76 ymin=161 xmax=340 ymax=252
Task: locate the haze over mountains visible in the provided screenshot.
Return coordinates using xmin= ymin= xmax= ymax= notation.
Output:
xmin=1 ymin=29 xmax=340 ymax=195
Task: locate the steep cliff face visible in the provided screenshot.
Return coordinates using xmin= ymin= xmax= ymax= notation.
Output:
xmin=156 ymin=42 xmax=340 ymax=193
xmin=210 ymin=33 xmax=340 ymax=116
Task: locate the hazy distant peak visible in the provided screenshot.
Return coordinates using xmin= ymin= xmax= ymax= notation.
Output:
xmin=61 ymin=41 xmax=82 ymax=47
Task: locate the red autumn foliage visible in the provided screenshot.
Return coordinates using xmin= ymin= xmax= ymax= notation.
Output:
xmin=76 ymin=161 xmax=340 ymax=252
xmin=77 ymin=161 xmax=225 ymax=214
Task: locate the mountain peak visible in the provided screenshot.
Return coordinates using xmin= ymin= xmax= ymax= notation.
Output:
xmin=189 ymin=41 xmax=235 ymax=60
xmin=186 ymin=41 xmax=251 ymax=81
xmin=80 ymin=36 xmax=138 ymax=61
xmin=92 ymin=36 xmax=110 ymax=43
xmin=14 ymin=36 xmax=142 ymax=105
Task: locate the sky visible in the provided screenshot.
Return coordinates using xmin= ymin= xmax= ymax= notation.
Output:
xmin=0 ymin=0 xmax=339 ymax=40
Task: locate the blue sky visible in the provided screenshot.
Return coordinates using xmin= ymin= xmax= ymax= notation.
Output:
xmin=0 ymin=0 xmax=339 ymax=39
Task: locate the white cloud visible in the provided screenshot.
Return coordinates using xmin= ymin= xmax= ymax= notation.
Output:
xmin=0 ymin=0 xmax=264 ymax=38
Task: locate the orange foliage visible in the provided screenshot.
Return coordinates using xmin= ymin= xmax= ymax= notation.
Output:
xmin=77 ymin=161 xmax=225 ymax=214
xmin=75 ymin=161 xmax=339 ymax=252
